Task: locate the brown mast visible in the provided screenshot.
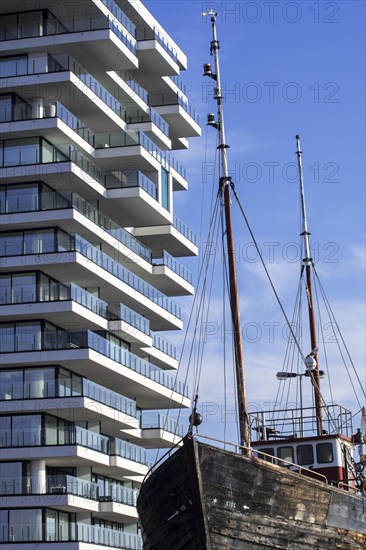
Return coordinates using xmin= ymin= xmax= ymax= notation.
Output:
xmin=203 ymin=11 xmax=251 ymax=454
xmin=295 ymin=135 xmax=324 ymax=436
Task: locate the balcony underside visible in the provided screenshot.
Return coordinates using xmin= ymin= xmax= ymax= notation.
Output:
xmin=134 ymin=225 xmax=198 ymax=257
xmin=103 ymin=187 xmax=171 ymax=228
xmin=154 ymin=104 xmax=201 ymax=140
xmin=136 ymin=41 xmax=179 ymax=76
xmin=0 ymin=444 xmax=148 ymax=480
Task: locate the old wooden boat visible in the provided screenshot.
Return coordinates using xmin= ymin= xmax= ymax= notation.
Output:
xmin=137 ymin=10 xmax=366 ymax=550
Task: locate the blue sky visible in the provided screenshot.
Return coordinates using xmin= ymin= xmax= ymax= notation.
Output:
xmin=143 ymin=1 xmax=366 ymax=442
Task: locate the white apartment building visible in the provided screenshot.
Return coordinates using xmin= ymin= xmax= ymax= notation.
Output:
xmin=0 ymin=1 xmax=200 ymax=547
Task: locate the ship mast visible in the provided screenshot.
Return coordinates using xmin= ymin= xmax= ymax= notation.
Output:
xmin=203 ymin=12 xmax=251 ymax=454
xmin=295 ymin=135 xmax=324 ymax=437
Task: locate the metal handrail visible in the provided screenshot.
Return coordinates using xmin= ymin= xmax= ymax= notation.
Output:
xmin=194 ymin=434 xmax=328 ymax=485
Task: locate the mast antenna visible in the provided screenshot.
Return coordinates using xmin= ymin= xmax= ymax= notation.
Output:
xmin=295 ymin=134 xmax=324 ymax=436
xmin=203 ymin=12 xmax=251 ymax=455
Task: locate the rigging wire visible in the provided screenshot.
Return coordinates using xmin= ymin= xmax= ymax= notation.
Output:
xmin=313 ymin=266 xmax=366 ymax=406
xmin=229 ymin=183 xmax=347 ymax=435
xmin=153 ymin=195 xmax=221 ymax=464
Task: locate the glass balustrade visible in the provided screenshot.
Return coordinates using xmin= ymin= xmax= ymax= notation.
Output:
xmin=0 ymin=229 xmax=181 ymax=319
xmin=46 ymin=475 xmax=99 ymax=499
xmin=152 ymin=333 xmax=177 ymax=359
xmin=0 ymin=472 xmax=139 ymax=506
xmin=113 ymin=437 xmax=147 ymax=465
xmin=0 ymin=366 xmax=139 ymax=420
xmin=119 ymin=304 xmax=151 ymax=336
xmin=150 ymin=90 xmax=199 ymax=124
xmin=0 ymin=8 xmax=136 ymax=53
xmin=141 ymin=412 xmax=184 ymax=437
xmin=0 ymin=321 xmax=188 ymax=397
xmin=113 ymin=69 xmax=148 ymax=103
xmin=136 ymin=27 xmax=178 ymax=62
xmin=170 ymin=75 xmax=187 ymax=94
xmin=152 ymin=250 xmax=193 ymax=284
xmin=173 ymin=214 xmax=197 ymax=245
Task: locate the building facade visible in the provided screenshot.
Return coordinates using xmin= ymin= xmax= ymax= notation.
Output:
xmin=0 ymin=1 xmax=200 ymax=547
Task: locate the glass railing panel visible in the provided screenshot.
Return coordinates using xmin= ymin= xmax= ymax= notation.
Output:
xmin=150 ymin=90 xmax=199 ymax=124
xmin=141 ymin=412 xmax=184 ymax=437
xmin=46 ymin=474 xmax=99 ymax=499
xmin=152 ymin=333 xmax=177 ymax=359
xmin=86 ymin=330 xmax=188 ymax=397
xmin=75 ymin=426 xmax=109 ymax=454
xmin=113 ymin=437 xmax=147 ymax=465
xmin=113 ymin=69 xmax=148 ymax=103
xmin=123 ymin=107 xmax=169 ymax=137
xmin=100 ymin=484 xmax=139 ymax=506
xmin=119 ymin=304 xmax=151 ymax=336
xmin=0 ymin=7 xmax=136 ymax=45
xmin=75 ymin=524 xmax=142 ymax=549
xmin=152 ymin=250 xmax=193 ymax=284
xmin=173 ymin=215 xmax=197 ymax=245
xmin=75 ymin=235 xmax=181 ymax=318
xmin=72 ymin=192 xmax=152 ymax=261
xmin=83 ymin=379 xmax=138 ymax=419
xmin=70 ymin=283 xmax=109 ymax=319
xmin=99 ymin=0 xmax=136 ymax=37
xmin=136 ymin=27 xmax=178 ymax=62
xmin=170 ymin=75 xmax=187 ymax=94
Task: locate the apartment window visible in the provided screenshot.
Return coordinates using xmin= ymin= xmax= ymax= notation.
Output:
xmin=0 ymin=55 xmax=28 ymax=77
xmin=9 ymin=509 xmax=42 ymax=542
xmin=12 ymin=414 xmax=42 ymax=446
xmin=296 ymin=444 xmax=314 ymax=465
xmin=161 ymin=168 xmax=170 ymax=211
xmin=0 ymin=369 xmax=23 ymax=400
xmin=25 ymin=367 xmax=55 ymax=398
xmin=58 ymin=367 xmax=82 ymax=397
xmin=0 ymin=462 xmax=25 ymax=494
xmin=0 ymin=95 xmax=13 ymax=121
xmin=0 ymin=231 xmax=23 ymax=256
xmin=12 ymin=273 xmax=37 ymax=303
xmin=2 ymin=183 xmax=39 ymax=213
xmin=2 ymin=137 xmax=40 ymax=166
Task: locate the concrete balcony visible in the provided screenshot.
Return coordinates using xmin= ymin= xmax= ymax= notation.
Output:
xmin=0 ymin=53 xmax=126 ymax=132
xmin=150 ymin=90 xmax=201 ymax=149
xmin=0 ymin=322 xmax=189 ymax=408
xmin=139 ymin=333 xmax=178 ymax=370
xmin=136 ymin=28 xmax=180 ymax=77
xmin=0 ymin=7 xmax=138 ymax=72
xmin=134 ymin=214 xmax=198 ymax=258
xmin=104 ymin=172 xmax=172 ymax=227
xmin=0 ymin=374 xmax=140 ymax=437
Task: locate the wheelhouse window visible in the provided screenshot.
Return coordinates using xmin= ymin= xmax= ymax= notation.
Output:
xmin=296 ymin=444 xmax=314 ymax=465
xmin=259 ymin=447 xmax=275 ymax=462
xmin=277 ymin=446 xmax=294 ymax=464
xmin=316 ymin=442 xmax=334 ymax=464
